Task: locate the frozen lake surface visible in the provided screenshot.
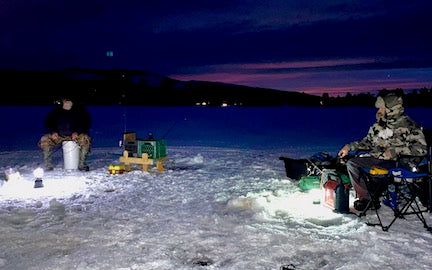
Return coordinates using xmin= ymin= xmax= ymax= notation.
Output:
xmin=1 ymin=105 xmax=432 ymax=269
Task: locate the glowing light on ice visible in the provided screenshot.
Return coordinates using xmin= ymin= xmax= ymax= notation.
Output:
xmin=33 ymin=167 xmax=44 ymax=179
xmin=0 ymin=175 xmax=88 ymax=200
xmin=230 ymin=188 xmax=341 ymax=223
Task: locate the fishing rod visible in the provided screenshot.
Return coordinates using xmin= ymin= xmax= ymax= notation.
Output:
xmin=161 ymin=117 xmax=187 ymax=139
xmin=306 ymin=158 xmax=323 ymax=174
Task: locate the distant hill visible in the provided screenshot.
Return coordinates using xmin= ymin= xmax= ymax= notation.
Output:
xmin=1 ymin=68 xmax=430 ymax=106
xmin=0 ymin=68 xmax=321 ymax=106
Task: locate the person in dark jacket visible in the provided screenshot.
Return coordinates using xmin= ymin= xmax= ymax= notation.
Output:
xmin=338 ymin=91 xmax=427 ymax=211
xmin=38 ymin=96 xmax=92 ymax=171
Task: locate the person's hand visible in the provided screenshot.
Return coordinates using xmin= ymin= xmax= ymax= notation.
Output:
xmin=338 ymin=145 xmax=350 ymax=158
xmin=50 ymin=132 xmax=59 ymax=141
xmin=71 ymin=132 xmax=79 ymax=141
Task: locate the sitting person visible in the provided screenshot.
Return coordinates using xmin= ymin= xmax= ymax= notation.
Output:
xmin=338 ymin=91 xmax=427 ymax=211
xmin=38 ymin=96 xmax=92 ymax=171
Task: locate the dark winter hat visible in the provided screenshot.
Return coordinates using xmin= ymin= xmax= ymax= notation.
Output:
xmin=55 ymin=93 xmax=76 ymax=102
xmin=60 ymin=93 xmax=75 ymax=101
xmin=375 ymin=93 xmax=403 ymax=109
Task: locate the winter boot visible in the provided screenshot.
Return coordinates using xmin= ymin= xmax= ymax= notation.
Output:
xmin=78 ymin=147 xmax=90 ymax=171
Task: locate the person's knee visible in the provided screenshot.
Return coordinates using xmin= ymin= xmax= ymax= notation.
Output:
xmin=77 ymin=134 xmax=91 ymax=148
xmin=38 ymin=134 xmax=52 ymax=149
xmin=345 ymin=158 xmax=362 ymax=183
xmin=346 ymin=159 xmax=357 ymax=171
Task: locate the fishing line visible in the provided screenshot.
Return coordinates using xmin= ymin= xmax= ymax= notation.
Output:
xmin=162 ymin=117 xmax=187 ymax=139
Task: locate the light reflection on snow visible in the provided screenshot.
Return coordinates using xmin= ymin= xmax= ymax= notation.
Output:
xmin=0 ymin=175 xmax=87 ymax=200
xmin=229 ymin=188 xmax=342 ymax=225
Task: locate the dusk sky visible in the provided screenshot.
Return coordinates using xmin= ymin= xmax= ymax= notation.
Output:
xmin=1 ymin=0 xmax=432 ymax=96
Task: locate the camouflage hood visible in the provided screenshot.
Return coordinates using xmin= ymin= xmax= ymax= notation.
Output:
xmin=375 ymin=93 xmax=404 ymax=126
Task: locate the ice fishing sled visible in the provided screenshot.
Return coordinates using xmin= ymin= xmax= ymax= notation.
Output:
xmin=279 ymin=152 xmax=337 ymax=189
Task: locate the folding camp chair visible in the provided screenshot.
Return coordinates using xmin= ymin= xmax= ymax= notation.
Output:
xmin=356 ymin=129 xmax=432 ymax=232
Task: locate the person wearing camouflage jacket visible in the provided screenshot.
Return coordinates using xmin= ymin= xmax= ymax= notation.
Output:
xmin=338 ymin=92 xmax=427 ymax=211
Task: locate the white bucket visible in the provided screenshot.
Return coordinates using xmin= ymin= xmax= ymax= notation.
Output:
xmin=62 ymin=141 xmax=80 ymax=170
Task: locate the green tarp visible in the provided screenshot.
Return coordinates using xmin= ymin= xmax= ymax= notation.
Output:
xmin=298 ymin=175 xmax=321 ymax=191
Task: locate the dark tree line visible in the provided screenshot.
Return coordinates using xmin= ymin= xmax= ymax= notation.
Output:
xmin=320 ymin=88 xmax=432 ymax=107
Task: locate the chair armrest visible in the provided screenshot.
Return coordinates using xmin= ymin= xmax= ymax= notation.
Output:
xmin=396 ymin=155 xmax=427 ymax=172
xmin=351 ymin=149 xmax=372 ymax=156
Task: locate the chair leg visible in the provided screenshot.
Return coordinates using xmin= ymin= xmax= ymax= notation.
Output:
xmin=357 ymin=173 xmax=389 ymax=230
xmin=403 ymin=183 xmax=432 ymax=231
xmin=411 ymin=201 xmax=432 ymax=231
xmin=360 ymin=172 xmax=412 ymax=232
xmin=357 ymin=170 xmax=432 ymax=232
xmin=382 ymin=182 xmax=432 ymax=232
xmin=429 ymin=176 xmax=432 ymax=213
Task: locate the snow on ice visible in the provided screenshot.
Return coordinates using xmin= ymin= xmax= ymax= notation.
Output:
xmin=1 ymin=106 xmax=432 ymax=270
